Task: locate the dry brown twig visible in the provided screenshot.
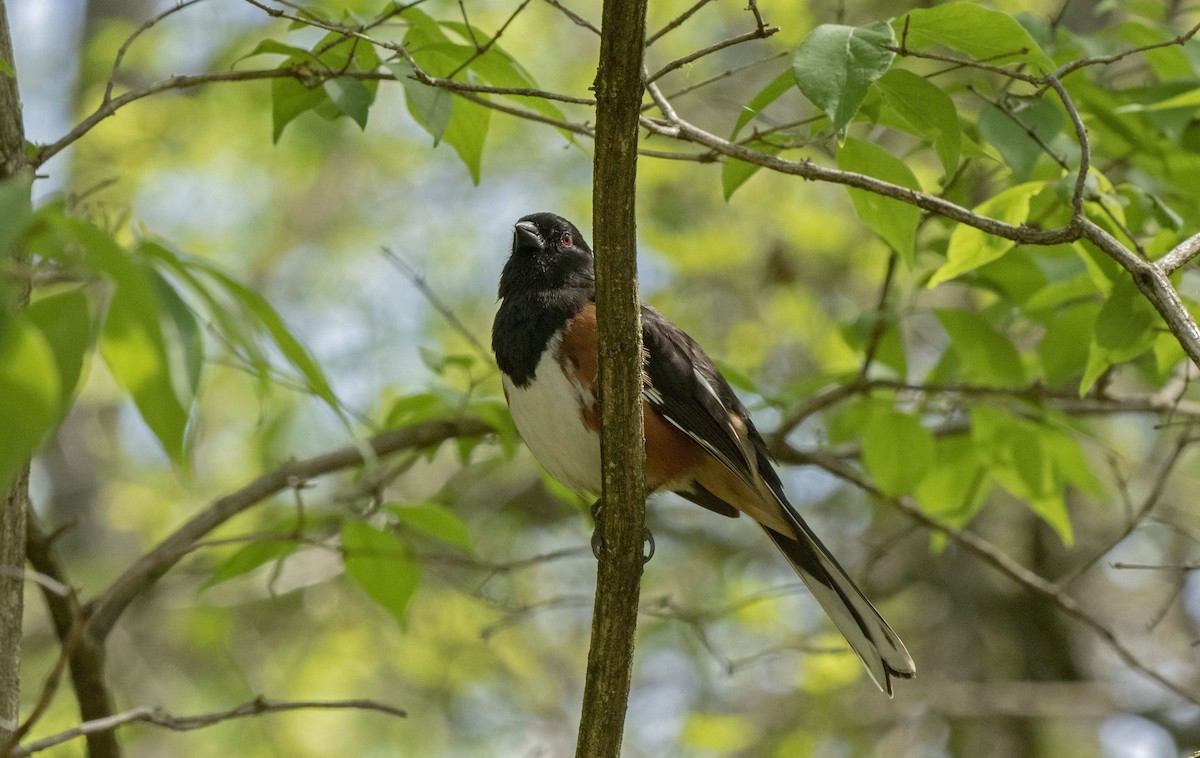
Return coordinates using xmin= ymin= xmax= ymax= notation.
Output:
xmin=10 ymin=697 xmax=406 ymax=757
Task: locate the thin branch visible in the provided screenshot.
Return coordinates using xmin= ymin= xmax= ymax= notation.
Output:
xmin=647 ymin=26 xmax=779 ymax=83
xmin=790 ymin=448 xmax=1200 ymax=706
xmin=646 ymin=0 xmax=716 ymax=47
xmin=380 ymin=248 xmax=493 ymax=364
xmin=12 ymin=697 xmax=406 ymax=757
xmin=1058 ymin=422 xmax=1197 ymax=588
xmin=23 ymin=513 xmax=118 ymax=758
xmin=1090 ymin=192 xmax=1147 ymax=258
xmin=88 ymin=417 xmax=493 ymax=643
xmin=1054 ymin=21 xmax=1200 ymax=80
xmin=1044 ymin=73 xmax=1089 ymax=219
xmin=857 ymin=252 xmax=899 ymax=382
xmin=641 ymin=113 xmax=1079 ymax=246
xmin=889 ymin=40 xmax=1041 ymax=83
xmin=456 ymin=0 xmax=481 ymax=48
xmin=35 ymin=64 xmax=591 ymax=169
xmin=642 ymin=51 xmax=788 ymax=112
xmin=452 ymin=89 xmax=594 ymax=136
xmin=1157 ymin=232 xmax=1200 ymax=275
xmin=445 ymin=0 xmax=533 ymax=80
xmin=968 ymin=85 xmax=1070 ymax=172
xmin=745 ymin=0 xmax=769 ymax=34
xmin=540 ymin=0 xmax=601 ymax=35
xmin=1079 ymin=218 xmax=1200 ymax=367
xmin=104 ymin=0 xmax=209 ymax=104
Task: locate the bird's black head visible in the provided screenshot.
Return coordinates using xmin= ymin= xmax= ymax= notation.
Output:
xmin=499 ymin=212 xmax=595 ymax=300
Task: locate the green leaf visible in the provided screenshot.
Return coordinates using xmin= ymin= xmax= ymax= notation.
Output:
xmin=976 ymin=99 xmax=1063 ymax=181
xmin=972 ymin=409 xmax=1074 ymax=545
xmin=272 ymin=76 xmax=327 ymax=143
xmin=732 ymin=69 xmax=795 ymax=139
xmin=51 ymin=221 xmax=194 ymax=466
xmin=148 ymin=269 xmax=204 ymax=396
xmin=235 ymin=39 xmax=322 ymax=67
xmin=1128 ymin=88 xmax=1200 ymax=112
xmin=0 ymin=316 xmax=62 ymax=490
xmin=323 ymin=77 xmax=373 ymax=129
xmin=836 ymin=137 xmax=922 ymax=265
xmin=0 ymin=57 xmax=13 ymax=78
xmin=389 ymin=503 xmax=473 ymax=551
xmin=895 ymin=3 xmax=1053 ymax=69
xmin=875 ymin=68 xmax=961 ymax=178
xmin=1077 ymin=276 xmax=1159 ymax=395
xmin=1094 ymin=276 xmax=1156 ymax=354
xmin=862 ymin=409 xmax=935 ymax=496
xmin=723 ymin=141 xmax=782 ymax=200
xmin=27 ymin=289 xmax=93 ymax=408
xmin=139 ymin=242 xmax=272 ymax=392
xmin=385 ymin=392 xmax=454 ymax=428
xmin=723 ymin=70 xmax=794 ymax=199
xmin=936 ymin=309 xmax=1026 ymax=387
xmin=1028 ymin=493 xmax=1073 ymax=546
xmin=793 ymin=21 xmax=896 ymax=141
xmin=197 ymin=265 xmax=340 ymax=412
xmin=442 ymin=95 xmax=491 ymax=184
xmin=100 ymin=275 xmax=192 ymax=468
xmin=1044 ymin=426 xmax=1102 ymax=497
xmin=438 ymin=25 xmax=568 ymax=126
xmin=201 ymin=539 xmax=298 ymax=591
xmin=388 ymin=59 xmax=453 ymax=143
xmin=928 ymin=182 xmax=1045 ymax=287
xmin=342 ymin=522 xmax=421 ymax=627
xmin=915 ymin=436 xmax=990 ymax=537
xmin=1038 ymin=302 xmax=1099 ymax=387
xmin=468 ymin=396 xmax=519 ymax=458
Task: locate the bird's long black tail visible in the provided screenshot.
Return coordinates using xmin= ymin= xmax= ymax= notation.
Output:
xmin=762 ymin=513 xmax=915 ymax=696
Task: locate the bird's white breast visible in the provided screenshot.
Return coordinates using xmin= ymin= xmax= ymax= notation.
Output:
xmin=503 ymin=332 xmax=602 ymax=494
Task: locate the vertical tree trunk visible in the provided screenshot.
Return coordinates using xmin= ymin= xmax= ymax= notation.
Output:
xmin=0 ymin=0 xmax=29 ymax=743
xmin=574 ymin=0 xmax=649 ymax=755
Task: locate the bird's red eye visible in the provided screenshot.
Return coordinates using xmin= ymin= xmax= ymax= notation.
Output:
xmin=561 ymin=232 xmax=573 ymax=247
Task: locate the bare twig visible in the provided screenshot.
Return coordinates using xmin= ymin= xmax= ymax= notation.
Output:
xmin=12 ymin=697 xmax=406 ymax=757
xmin=647 ymin=26 xmax=779 ymax=83
xmin=23 ymin=514 xmax=118 ymax=758
xmin=35 ymin=65 xmax=592 ymax=169
xmin=789 ymin=448 xmax=1200 ymax=706
xmin=1157 ymin=232 xmax=1200 ymax=275
xmin=1054 ymin=21 xmax=1200 ymax=80
xmin=968 ymin=86 xmax=1070 ymax=171
xmin=1058 ymin=422 xmax=1197 ymax=588
xmin=646 ymin=0 xmax=716 ymax=47
xmin=1043 ymin=73 xmax=1089 ymax=219
xmin=540 ymin=0 xmax=601 ymax=35
xmin=1079 ymin=218 xmax=1200 ymax=366
xmin=105 ymin=0 xmax=210 ymax=104
xmin=641 ymin=113 xmax=1079 ymax=246
xmin=446 ymin=0 xmax=533 ymax=79
xmin=380 ymin=248 xmax=493 ymax=364
xmin=642 ymin=51 xmax=788 ymax=112
xmin=857 ymin=252 xmax=899 ymax=382
xmin=88 ymin=417 xmax=493 ymax=643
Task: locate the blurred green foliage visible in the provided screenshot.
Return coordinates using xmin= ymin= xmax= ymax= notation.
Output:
xmin=7 ymin=0 xmax=1200 ymax=756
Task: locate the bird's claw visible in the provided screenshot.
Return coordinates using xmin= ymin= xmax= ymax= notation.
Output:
xmin=589 ymin=499 xmax=654 ymax=564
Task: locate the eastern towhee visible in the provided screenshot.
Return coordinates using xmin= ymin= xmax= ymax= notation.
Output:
xmin=492 ymin=212 xmax=915 ymax=695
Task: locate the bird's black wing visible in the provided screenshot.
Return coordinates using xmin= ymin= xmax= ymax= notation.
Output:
xmin=640 ymin=304 xmax=772 ymax=495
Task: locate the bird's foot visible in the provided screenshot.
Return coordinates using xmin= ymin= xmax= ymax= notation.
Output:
xmin=590 ymin=499 xmax=654 ymax=564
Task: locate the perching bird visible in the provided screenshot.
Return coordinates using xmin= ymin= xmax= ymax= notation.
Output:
xmin=491 ymin=212 xmax=915 ymax=695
